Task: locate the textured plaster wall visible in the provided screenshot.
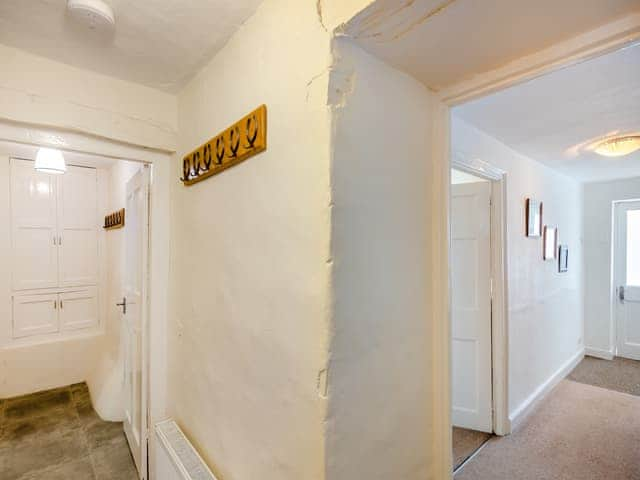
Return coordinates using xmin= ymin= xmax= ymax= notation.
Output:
xmin=169 ymin=0 xmax=333 ymax=478
xmin=583 ymin=177 xmax=640 ymax=356
xmin=452 ymin=116 xmax=584 ymax=417
xmin=320 ymin=0 xmax=377 ymax=31
xmin=0 ymin=43 xmax=177 ymax=151
xmin=326 ymin=38 xmax=436 ymax=480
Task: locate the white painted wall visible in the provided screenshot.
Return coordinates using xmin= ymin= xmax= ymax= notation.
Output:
xmin=583 ymin=177 xmax=640 ymax=357
xmin=452 ymin=116 xmax=584 ymax=420
xmin=168 ymin=0 xmax=332 ymax=478
xmin=88 ymin=160 xmax=142 ymax=420
xmin=326 ymin=38 xmax=436 ymax=480
xmin=0 ymin=43 xmax=177 ymax=151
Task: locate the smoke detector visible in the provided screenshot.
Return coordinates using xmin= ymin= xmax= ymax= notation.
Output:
xmin=67 ymin=0 xmax=115 ymax=33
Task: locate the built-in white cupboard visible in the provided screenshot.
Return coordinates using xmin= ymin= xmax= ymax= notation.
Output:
xmin=10 ymin=158 xmax=99 ymax=341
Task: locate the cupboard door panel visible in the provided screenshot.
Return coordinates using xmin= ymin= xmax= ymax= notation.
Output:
xmin=58 ymin=166 xmax=98 ymax=287
xmin=10 ymin=159 xmax=58 ymax=290
xmin=58 ymin=166 xmax=97 ymax=229
xmin=59 ymin=229 xmax=98 ymax=287
xmin=59 ymin=288 xmax=98 ymax=331
xmin=12 ymin=293 xmax=59 ymax=338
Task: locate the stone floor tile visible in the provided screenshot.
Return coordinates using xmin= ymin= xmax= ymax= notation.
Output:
xmin=5 ymin=388 xmax=73 ymax=421
xmin=0 ymin=428 xmax=90 ymax=480
xmin=91 ymin=435 xmax=138 ymax=480
xmin=84 ymin=418 xmax=127 ymax=450
xmin=1 ymin=408 xmax=80 ymax=444
xmin=18 ymin=456 xmax=96 ymax=480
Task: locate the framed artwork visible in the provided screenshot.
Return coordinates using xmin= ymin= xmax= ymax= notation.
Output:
xmin=543 ymin=226 xmax=558 ymax=260
xmin=558 ymin=245 xmax=568 ymax=272
xmin=526 ymin=198 xmax=543 ymax=237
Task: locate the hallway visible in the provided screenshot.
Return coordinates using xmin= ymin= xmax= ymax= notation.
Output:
xmin=0 ymin=383 xmax=137 ymax=479
xmin=455 ymin=358 xmax=640 ymax=479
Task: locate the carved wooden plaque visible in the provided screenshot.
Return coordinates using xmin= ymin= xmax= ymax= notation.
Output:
xmin=181 ymin=105 xmax=267 ymax=186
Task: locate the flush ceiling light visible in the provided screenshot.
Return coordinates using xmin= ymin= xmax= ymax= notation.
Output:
xmin=35 ymin=148 xmax=67 ymax=174
xmin=594 ymin=136 xmax=640 ymax=157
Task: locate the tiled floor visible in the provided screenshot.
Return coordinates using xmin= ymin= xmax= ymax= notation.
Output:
xmin=0 ymin=383 xmax=138 ymax=480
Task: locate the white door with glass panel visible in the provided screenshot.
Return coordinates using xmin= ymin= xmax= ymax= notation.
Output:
xmin=122 ymin=167 xmax=149 ymax=479
xmin=451 ymin=181 xmax=493 ymax=432
xmin=614 ymin=201 xmax=640 ymax=360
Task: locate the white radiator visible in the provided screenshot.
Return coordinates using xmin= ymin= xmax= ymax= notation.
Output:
xmin=155 ymin=419 xmax=218 ymax=480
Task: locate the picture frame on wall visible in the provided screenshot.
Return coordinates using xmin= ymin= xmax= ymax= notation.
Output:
xmin=543 ymin=226 xmax=558 ymax=260
xmin=526 ymin=198 xmax=543 ymax=237
xmin=559 ymin=245 xmax=569 ymax=272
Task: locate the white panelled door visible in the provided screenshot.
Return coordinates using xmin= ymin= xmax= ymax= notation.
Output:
xmin=451 ymin=181 xmax=493 ymax=433
xmin=614 ymin=201 xmax=640 ymax=360
xmin=58 ymin=167 xmax=98 ymax=287
xmin=122 ymin=166 xmax=149 ymax=480
xmin=10 ymin=159 xmax=59 ymax=290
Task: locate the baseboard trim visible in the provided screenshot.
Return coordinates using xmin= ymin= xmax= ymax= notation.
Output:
xmin=509 ymin=348 xmax=584 ymax=431
xmin=584 ymin=347 xmax=615 ymax=360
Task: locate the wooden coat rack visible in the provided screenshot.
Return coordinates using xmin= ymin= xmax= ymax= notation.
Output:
xmin=104 ymin=208 xmax=125 ymax=230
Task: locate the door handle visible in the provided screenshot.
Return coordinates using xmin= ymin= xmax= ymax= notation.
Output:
xmin=116 ymin=297 xmax=127 ymax=314
xmin=619 ymin=286 xmax=625 ymax=303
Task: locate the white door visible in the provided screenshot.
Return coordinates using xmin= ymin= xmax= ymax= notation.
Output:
xmin=122 ymin=166 xmax=150 ymax=479
xmin=614 ymin=201 xmax=640 ymax=360
xmin=12 ymin=292 xmax=59 ymax=338
xmin=10 ymin=159 xmax=59 ymax=290
xmin=58 ymin=166 xmax=98 ymax=287
xmin=451 ymin=181 xmax=493 ymax=432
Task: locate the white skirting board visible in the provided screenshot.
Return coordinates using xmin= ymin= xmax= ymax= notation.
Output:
xmin=155 ymin=419 xmax=218 ymax=480
xmin=584 ymin=347 xmax=615 ymax=360
xmin=509 ymin=348 xmax=584 ymax=431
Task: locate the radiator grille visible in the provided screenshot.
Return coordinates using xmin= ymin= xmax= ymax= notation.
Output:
xmin=155 ymin=419 xmax=217 ymax=480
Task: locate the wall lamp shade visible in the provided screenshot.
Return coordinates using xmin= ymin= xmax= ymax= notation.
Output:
xmin=594 ymin=136 xmax=640 ymax=157
xmin=35 ymin=148 xmax=67 ymax=174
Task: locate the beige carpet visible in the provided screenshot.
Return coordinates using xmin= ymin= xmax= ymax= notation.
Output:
xmin=453 ymin=427 xmax=491 ymax=471
xmin=568 ymin=356 xmax=640 ymax=397
xmin=455 ymin=380 xmax=640 ymax=480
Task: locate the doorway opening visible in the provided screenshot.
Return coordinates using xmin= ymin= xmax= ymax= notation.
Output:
xmin=450 ymin=166 xmax=507 ymax=472
xmin=446 ymin=39 xmax=640 ymax=479
xmin=1 ymin=140 xmax=155 ymax=480
xmin=613 ymin=199 xmax=640 ymax=361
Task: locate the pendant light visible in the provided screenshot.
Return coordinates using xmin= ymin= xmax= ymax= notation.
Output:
xmin=35 ymin=147 xmax=67 ymax=174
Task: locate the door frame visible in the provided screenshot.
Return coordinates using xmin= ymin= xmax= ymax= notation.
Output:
xmin=427 ymin=22 xmax=640 ymax=480
xmin=451 ymin=157 xmax=509 ymax=436
xmin=612 ymin=199 xmax=640 ymax=360
xmin=0 ymin=131 xmax=171 ymax=480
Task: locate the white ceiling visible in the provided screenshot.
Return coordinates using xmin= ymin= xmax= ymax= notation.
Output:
xmin=453 ymin=43 xmax=640 ymax=183
xmin=0 ymin=0 xmax=263 ymax=93
xmin=344 ymin=0 xmax=640 ymax=92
